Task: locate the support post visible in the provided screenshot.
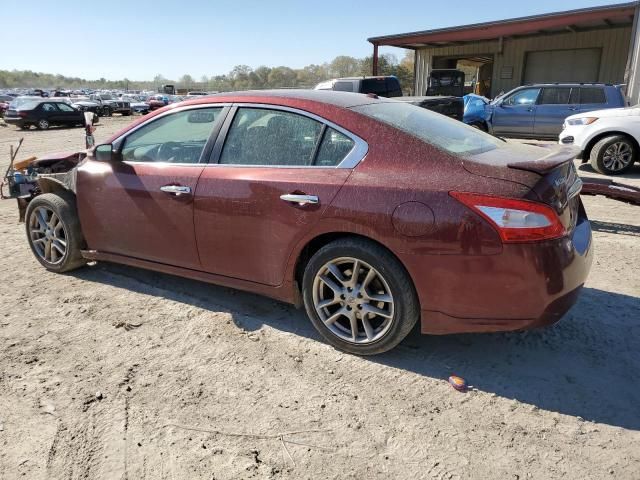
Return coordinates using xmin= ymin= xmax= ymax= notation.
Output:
xmin=372 ymin=43 xmax=379 ymax=76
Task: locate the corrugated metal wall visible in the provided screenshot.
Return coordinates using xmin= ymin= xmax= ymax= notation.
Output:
xmin=414 ymin=27 xmax=631 ymax=97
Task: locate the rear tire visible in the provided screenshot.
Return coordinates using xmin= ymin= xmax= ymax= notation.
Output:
xmin=590 ymin=135 xmax=636 ymax=175
xmin=36 ymin=118 xmax=50 ymax=130
xmin=25 ymin=192 xmax=86 ymax=273
xmin=302 ymin=238 xmax=419 ymax=355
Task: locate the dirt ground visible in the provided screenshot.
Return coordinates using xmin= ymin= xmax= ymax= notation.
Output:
xmin=0 ymin=117 xmax=639 ymax=480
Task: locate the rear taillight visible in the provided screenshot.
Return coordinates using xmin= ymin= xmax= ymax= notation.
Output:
xmin=450 ymin=192 xmax=566 ymax=243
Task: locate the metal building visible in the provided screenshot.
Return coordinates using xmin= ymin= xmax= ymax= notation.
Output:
xmin=368 ymin=2 xmax=640 ymax=103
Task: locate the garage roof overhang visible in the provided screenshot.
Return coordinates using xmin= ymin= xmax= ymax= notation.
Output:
xmin=368 ymin=2 xmax=639 ymax=48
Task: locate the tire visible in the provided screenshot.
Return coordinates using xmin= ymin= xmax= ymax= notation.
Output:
xmin=302 ymin=238 xmax=419 ymax=355
xmin=36 ymin=118 xmax=50 ymax=130
xmin=25 ymin=192 xmax=86 ymax=273
xmin=590 ymin=135 xmax=636 ymax=175
xmin=102 ymin=107 xmax=112 ymax=117
xmin=122 ymin=111 xmax=131 ymax=116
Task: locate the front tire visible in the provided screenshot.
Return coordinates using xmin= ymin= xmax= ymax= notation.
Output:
xmin=302 ymin=238 xmax=419 ymax=355
xmin=590 ymin=135 xmax=636 ymax=175
xmin=25 ymin=192 xmax=86 ymax=273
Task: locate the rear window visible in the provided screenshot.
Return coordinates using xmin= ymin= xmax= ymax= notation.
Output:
xmin=352 ymin=101 xmax=504 ymax=156
xmin=361 ymin=78 xmax=390 ymax=96
xmin=580 ymin=87 xmax=606 ymax=104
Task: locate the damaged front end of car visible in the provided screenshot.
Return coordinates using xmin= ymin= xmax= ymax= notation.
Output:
xmin=1 ymin=112 xmax=95 ymax=221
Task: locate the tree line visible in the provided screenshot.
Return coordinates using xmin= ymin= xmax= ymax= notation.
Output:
xmin=0 ymin=52 xmax=414 ymax=93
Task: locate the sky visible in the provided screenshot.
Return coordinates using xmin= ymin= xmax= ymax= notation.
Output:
xmin=1 ymin=0 xmax=629 ymax=81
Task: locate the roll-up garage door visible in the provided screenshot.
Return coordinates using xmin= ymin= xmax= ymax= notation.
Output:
xmin=523 ymin=48 xmax=601 ymax=84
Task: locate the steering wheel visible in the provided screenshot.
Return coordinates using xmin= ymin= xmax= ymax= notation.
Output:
xmin=155 ymin=142 xmax=180 ymax=162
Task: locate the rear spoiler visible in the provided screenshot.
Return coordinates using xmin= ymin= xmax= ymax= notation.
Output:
xmin=507 ymin=146 xmax=578 ymax=174
xmin=580 ymin=178 xmax=640 ymax=206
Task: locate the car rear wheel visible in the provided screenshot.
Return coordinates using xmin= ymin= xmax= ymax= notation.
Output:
xmin=590 ymin=135 xmax=636 ymax=175
xmin=36 ymin=119 xmax=49 ymax=130
xmin=302 ymin=238 xmax=419 ymax=355
xmin=25 ymin=192 xmax=86 ymax=273
xmin=102 ymin=107 xmax=112 ymax=117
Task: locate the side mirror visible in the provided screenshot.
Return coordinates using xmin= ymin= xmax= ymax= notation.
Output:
xmin=94 ymin=144 xmax=114 ymax=162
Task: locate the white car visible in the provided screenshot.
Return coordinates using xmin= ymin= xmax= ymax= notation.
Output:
xmin=559 ymin=107 xmax=640 ymax=175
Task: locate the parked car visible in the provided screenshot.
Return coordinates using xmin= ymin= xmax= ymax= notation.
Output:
xmin=314 ymin=76 xmax=403 ymax=97
xmin=559 ymin=106 xmax=640 ymax=175
xmin=0 ymin=94 xmax=13 ymax=115
xmin=12 ymin=91 xmax=591 ymax=355
xmin=147 ymin=94 xmax=168 ymax=110
xmin=71 ymin=97 xmax=102 ymax=117
xmin=393 ymin=96 xmax=463 ymax=121
xmin=121 ymin=95 xmax=150 ymax=114
xmin=187 ymin=91 xmax=209 ymax=97
xmin=463 ymin=94 xmax=490 ymax=130
xmin=4 ymin=98 xmax=96 ymax=130
xmin=486 ymin=83 xmax=626 ymax=139
xmin=89 ymin=93 xmax=132 ymax=116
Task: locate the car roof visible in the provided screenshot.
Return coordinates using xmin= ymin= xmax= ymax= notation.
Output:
xmin=185 ymin=89 xmax=396 ymax=108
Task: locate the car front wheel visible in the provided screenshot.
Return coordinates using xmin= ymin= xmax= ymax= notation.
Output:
xmin=302 ymin=238 xmax=419 ymax=355
xmin=590 ymin=135 xmax=636 ymax=175
xmin=25 ymin=192 xmax=86 ymax=273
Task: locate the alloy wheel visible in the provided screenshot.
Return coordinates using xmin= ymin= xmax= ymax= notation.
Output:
xmin=38 ymin=119 xmax=49 ymax=130
xmin=312 ymin=257 xmax=395 ymax=344
xmin=603 ymin=142 xmax=633 ymax=171
xmin=28 ymin=206 xmax=67 ymax=265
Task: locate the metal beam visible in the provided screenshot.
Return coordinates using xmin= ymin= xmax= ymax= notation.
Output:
xmin=372 ymin=43 xmax=379 ymax=76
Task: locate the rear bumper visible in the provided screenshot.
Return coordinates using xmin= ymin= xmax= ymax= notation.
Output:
xmin=413 ymin=215 xmax=593 ymax=335
xmin=4 ymin=117 xmax=24 ymax=126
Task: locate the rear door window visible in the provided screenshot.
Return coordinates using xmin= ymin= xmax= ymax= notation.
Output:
xmin=220 ymin=108 xmax=323 ymax=166
xmin=315 ymin=128 xmax=355 ymax=166
xmin=42 ymin=103 xmax=59 ymax=112
xmin=580 ymin=87 xmax=606 ymax=104
xmin=539 ymin=88 xmax=571 ymax=104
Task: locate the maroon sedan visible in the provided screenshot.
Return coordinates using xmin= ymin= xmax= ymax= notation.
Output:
xmin=20 ymin=90 xmax=592 ymax=355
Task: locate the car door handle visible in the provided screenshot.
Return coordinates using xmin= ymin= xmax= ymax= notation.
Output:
xmin=280 ymin=194 xmax=319 ymax=206
xmin=160 ymin=185 xmax=192 ymax=196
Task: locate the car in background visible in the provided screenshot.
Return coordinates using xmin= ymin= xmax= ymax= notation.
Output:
xmin=560 ymin=106 xmax=640 ymax=175
xmin=463 ymin=94 xmax=490 ymax=130
xmin=187 ymin=91 xmax=209 ymax=97
xmin=314 ymin=76 xmax=403 ymax=98
xmin=89 ymin=93 xmax=132 ymax=116
xmin=393 ymin=96 xmax=463 ymax=121
xmin=147 ymin=94 xmax=169 ymax=110
xmin=121 ymin=95 xmax=150 ymax=114
xmin=0 ymin=94 xmax=13 ymax=115
xmin=486 ymin=84 xmax=626 ymax=139
xmin=71 ymin=97 xmax=102 ymax=117
xmin=4 ymin=98 xmax=96 ymax=130
xmin=14 ymin=90 xmax=591 ymax=355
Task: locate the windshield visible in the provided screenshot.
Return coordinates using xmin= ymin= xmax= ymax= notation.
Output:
xmin=352 ymin=101 xmax=505 ymax=156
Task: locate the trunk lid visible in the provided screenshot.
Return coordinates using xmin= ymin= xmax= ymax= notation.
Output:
xmin=463 ymin=143 xmax=583 ymax=231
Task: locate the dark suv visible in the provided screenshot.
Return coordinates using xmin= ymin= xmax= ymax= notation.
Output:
xmin=314 ymin=76 xmax=403 ymax=97
xmin=4 ymin=98 xmax=94 ymax=130
xmin=486 ymin=83 xmax=626 ymax=139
